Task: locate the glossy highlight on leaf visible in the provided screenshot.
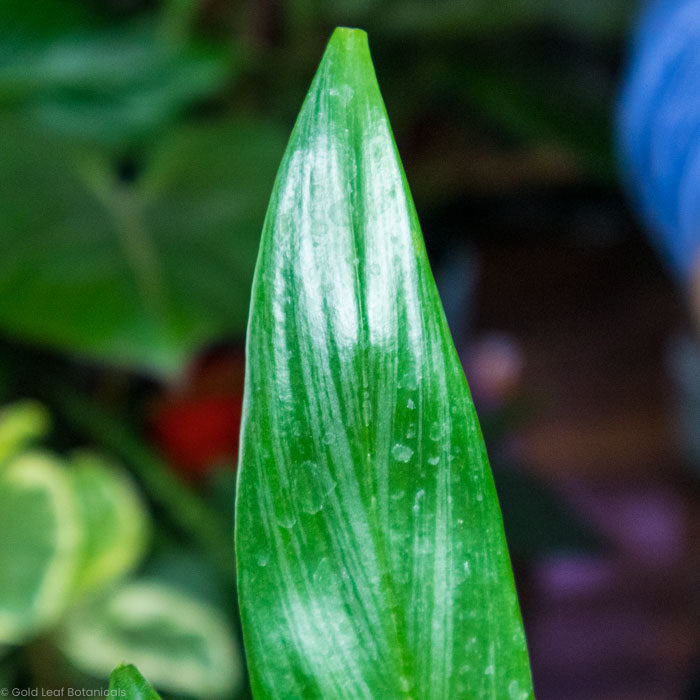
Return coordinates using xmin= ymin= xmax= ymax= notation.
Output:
xmin=235 ymin=27 xmax=533 ymax=699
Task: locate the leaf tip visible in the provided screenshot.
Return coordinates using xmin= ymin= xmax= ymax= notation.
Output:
xmin=327 ymin=26 xmax=371 ymax=61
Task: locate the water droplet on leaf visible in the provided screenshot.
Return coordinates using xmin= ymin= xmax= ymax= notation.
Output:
xmin=391 ymin=444 xmax=413 ymax=462
xmin=413 ymin=488 xmax=425 ymax=513
xmin=429 ymin=422 xmax=442 ymax=441
xmin=293 ymin=460 xmax=336 ymax=514
xmin=508 ymin=680 xmax=528 ymax=700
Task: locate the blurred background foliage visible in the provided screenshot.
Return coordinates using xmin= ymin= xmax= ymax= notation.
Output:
xmin=0 ymin=0 xmax=635 ymax=376
xmin=0 ymin=0 xmax=287 ymax=373
xmin=2 ymin=1 xmax=697 ymax=699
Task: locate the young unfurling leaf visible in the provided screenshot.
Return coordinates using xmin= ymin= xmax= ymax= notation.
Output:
xmin=109 ymin=664 xmax=161 ymax=700
xmin=235 ymin=27 xmax=533 ymax=699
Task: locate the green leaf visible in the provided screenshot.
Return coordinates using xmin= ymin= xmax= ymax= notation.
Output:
xmin=235 ymin=27 xmax=533 ymax=699
xmin=0 ymin=0 xmax=92 ymax=36
xmin=68 ymin=451 xmax=150 ymax=597
xmin=56 ymin=392 xmax=236 ymax=583
xmin=0 ymin=117 xmax=286 ymax=375
xmin=58 ymin=580 xmax=242 ymax=699
xmin=0 ymin=401 xmax=50 ymax=467
xmin=0 ymin=451 xmax=79 ymax=643
xmin=0 ymin=24 xmax=232 ymax=147
xmin=109 ymin=664 xmax=162 ymax=700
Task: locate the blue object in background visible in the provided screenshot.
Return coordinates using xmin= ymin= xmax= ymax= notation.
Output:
xmin=618 ymin=0 xmax=700 ymax=281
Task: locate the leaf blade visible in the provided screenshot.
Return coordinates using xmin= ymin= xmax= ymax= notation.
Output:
xmin=236 ymin=27 xmax=533 ymax=699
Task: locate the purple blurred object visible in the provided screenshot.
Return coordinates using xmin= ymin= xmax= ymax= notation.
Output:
xmin=618 ymin=0 xmax=700 ymax=280
xmin=529 ymin=483 xmax=692 ymax=699
xmin=466 ymin=332 xmax=524 ymax=410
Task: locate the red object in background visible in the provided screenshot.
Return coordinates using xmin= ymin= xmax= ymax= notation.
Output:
xmin=150 ymin=344 xmax=245 ymax=477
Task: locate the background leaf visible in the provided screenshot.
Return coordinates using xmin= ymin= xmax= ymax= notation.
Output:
xmin=68 ymin=450 xmax=150 ymax=596
xmin=58 ymin=580 xmax=242 ymax=698
xmin=0 ymin=24 xmax=232 ymax=147
xmin=235 ymin=28 xmax=533 ymax=698
xmin=0 ymin=117 xmax=286 ymax=375
xmin=0 ymin=451 xmax=79 ymax=643
xmin=0 ymin=401 xmax=49 ymax=466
